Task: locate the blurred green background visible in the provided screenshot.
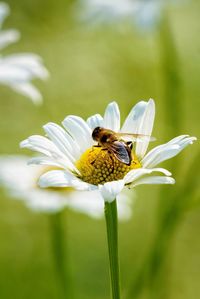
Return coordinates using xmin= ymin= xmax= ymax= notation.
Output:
xmin=0 ymin=0 xmax=199 ymax=298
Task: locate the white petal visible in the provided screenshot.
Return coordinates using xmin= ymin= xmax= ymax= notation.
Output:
xmin=142 ymin=144 xmax=179 ymax=168
xmin=10 ymin=82 xmax=43 ymax=105
xmin=142 ymin=136 xmax=197 ymax=168
xmin=0 ymin=155 xmax=42 ymax=194
xmin=68 ymin=190 xmax=105 ymax=219
xmin=39 ymin=170 xmax=96 ymax=191
xmin=0 ymin=155 xmax=67 ymax=213
xmin=68 ymin=189 xmax=132 ymax=220
xmin=116 ymin=189 xmax=134 ymax=220
xmin=130 ymin=176 xmax=175 ymax=187
xmin=0 ymin=29 xmax=20 ymax=50
xmin=20 ymin=135 xmax=63 ymax=157
xmin=39 ymin=170 xmax=77 ymax=188
xmin=43 ymin=122 xmax=81 ymax=161
xmin=27 ymin=156 xmax=69 ymax=169
xmin=0 ymin=53 xmax=49 ymax=104
xmin=26 ymin=190 xmax=67 ymax=214
xmin=0 ymin=53 xmax=49 ymax=79
xmin=135 ymin=99 xmax=155 ymax=158
xmin=103 ymin=101 xmax=120 ymax=131
xmin=62 ymin=115 xmax=93 ymax=152
xmin=87 ymin=113 xmax=104 ymax=130
xmin=20 ymin=135 xmax=78 ymax=173
xmin=167 ymin=135 xmax=189 ymax=145
xmin=0 ymin=3 xmax=9 ymax=27
xmin=71 ymin=180 xmax=97 ymax=191
xmin=99 ymin=179 xmax=125 ymax=203
xmin=174 ymin=136 xmax=197 ymax=148
xmin=124 ymin=167 xmax=171 ymax=184
xmin=121 ymin=100 xmax=148 ymax=133
xmin=0 ymin=62 xmax=32 ymax=82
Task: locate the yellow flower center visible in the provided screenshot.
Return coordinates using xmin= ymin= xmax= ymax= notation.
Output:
xmin=76 ymin=146 xmax=141 ymax=185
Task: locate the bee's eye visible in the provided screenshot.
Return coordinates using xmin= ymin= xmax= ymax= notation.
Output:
xmin=100 ymin=135 xmax=107 ymax=143
xmin=92 ymin=127 xmax=100 ymax=140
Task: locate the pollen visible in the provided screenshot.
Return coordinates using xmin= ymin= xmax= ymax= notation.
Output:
xmin=76 ymin=147 xmax=141 ymax=185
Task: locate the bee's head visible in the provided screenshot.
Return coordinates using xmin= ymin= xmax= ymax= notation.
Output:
xmin=92 ymin=126 xmax=102 ymax=141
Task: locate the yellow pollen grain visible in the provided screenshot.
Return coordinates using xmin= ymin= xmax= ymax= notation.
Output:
xmin=76 ymin=146 xmax=141 ymax=185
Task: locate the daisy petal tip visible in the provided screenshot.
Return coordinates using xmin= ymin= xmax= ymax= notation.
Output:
xmin=107 ymin=101 xmax=120 ymax=113
xmin=110 ymin=100 xmax=118 ymax=106
xmin=42 ymin=122 xmax=53 ymax=131
xmin=170 ymin=178 xmax=176 ymax=184
xmin=104 ymin=100 xmax=120 ymax=131
xmin=19 ymin=140 xmax=27 ymax=148
xmin=191 ymin=136 xmax=197 ymax=143
xmin=148 ymin=98 xmax=155 ymax=104
xmin=38 ymin=173 xmax=54 ymax=188
xmin=164 ymin=169 xmax=172 ymax=176
xmin=149 ymin=98 xmax=155 ymax=111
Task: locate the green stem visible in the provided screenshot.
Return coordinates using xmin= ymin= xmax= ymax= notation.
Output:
xmin=49 ymin=210 xmax=73 ymax=299
xmin=104 ymin=200 xmax=121 ymax=299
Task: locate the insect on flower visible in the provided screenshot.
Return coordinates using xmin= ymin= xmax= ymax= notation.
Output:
xmin=20 ymin=99 xmax=196 ymax=203
xmin=92 ymin=126 xmax=155 ymax=166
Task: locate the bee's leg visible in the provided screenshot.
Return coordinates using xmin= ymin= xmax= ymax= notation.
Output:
xmin=126 ymin=141 xmax=133 ymax=150
xmin=91 ymin=145 xmax=102 ymax=162
xmin=92 ymin=143 xmax=101 ymax=150
xmin=90 ymin=147 xmax=104 ymax=165
xmin=108 ymin=150 xmax=115 ymax=173
xmin=91 ymin=148 xmax=107 ymax=164
xmin=124 ymin=142 xmax=133 ymax=166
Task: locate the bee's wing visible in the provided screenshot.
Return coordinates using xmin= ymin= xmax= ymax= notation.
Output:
xmin=117 ymin=133 xmax=156 ymax=142
xmin=109 ymin=141 xmax=131 ymax=165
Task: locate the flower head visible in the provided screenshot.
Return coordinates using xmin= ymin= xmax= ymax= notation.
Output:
xmin=20 ymin=99 xmax=196 ymax=203
xmin=0 ymin=155 xmax=132 ymax=219
xmin=0 ymin=2 xmax=49 ymax=104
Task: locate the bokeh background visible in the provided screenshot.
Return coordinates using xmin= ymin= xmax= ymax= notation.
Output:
xmin=0 ymin=0 xmax=199 ymax=299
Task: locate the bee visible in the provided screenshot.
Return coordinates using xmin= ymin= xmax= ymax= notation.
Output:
xmin=92 ymin=126 xmax=155 ymax=166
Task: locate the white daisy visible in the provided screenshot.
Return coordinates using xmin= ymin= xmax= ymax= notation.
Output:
xmin=20 ymin=99 xmax=196 ymax=203
xmin=0 ymin=155 xmax=132 ymax=219
xmin=0 ymin=2 xmax=49 ymax=104
xmin=77 ymin=0 xmax=186 ymax=30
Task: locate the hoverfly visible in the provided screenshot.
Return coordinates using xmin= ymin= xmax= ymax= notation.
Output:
xmin=92 ymin=126 xmax=155 ymax=166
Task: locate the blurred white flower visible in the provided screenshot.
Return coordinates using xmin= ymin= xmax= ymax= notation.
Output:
xmin=0 ymin=2 xmax=20 ymax=49
xmin=0 ymin=2 xmax=49 ymax=104
xmin=20 ymin=99 xmax=196 ymax=203
xmin=77 ymin=0 xmax=186 ymax=31
xmin=0 ymin=155 xmax=133 ymax=219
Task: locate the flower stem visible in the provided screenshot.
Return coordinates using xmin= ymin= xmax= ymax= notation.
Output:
xmin=104 ymin=200 xmax=121 ymax=299
xmin=49 ymin=210 xmax=73 ymax=299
